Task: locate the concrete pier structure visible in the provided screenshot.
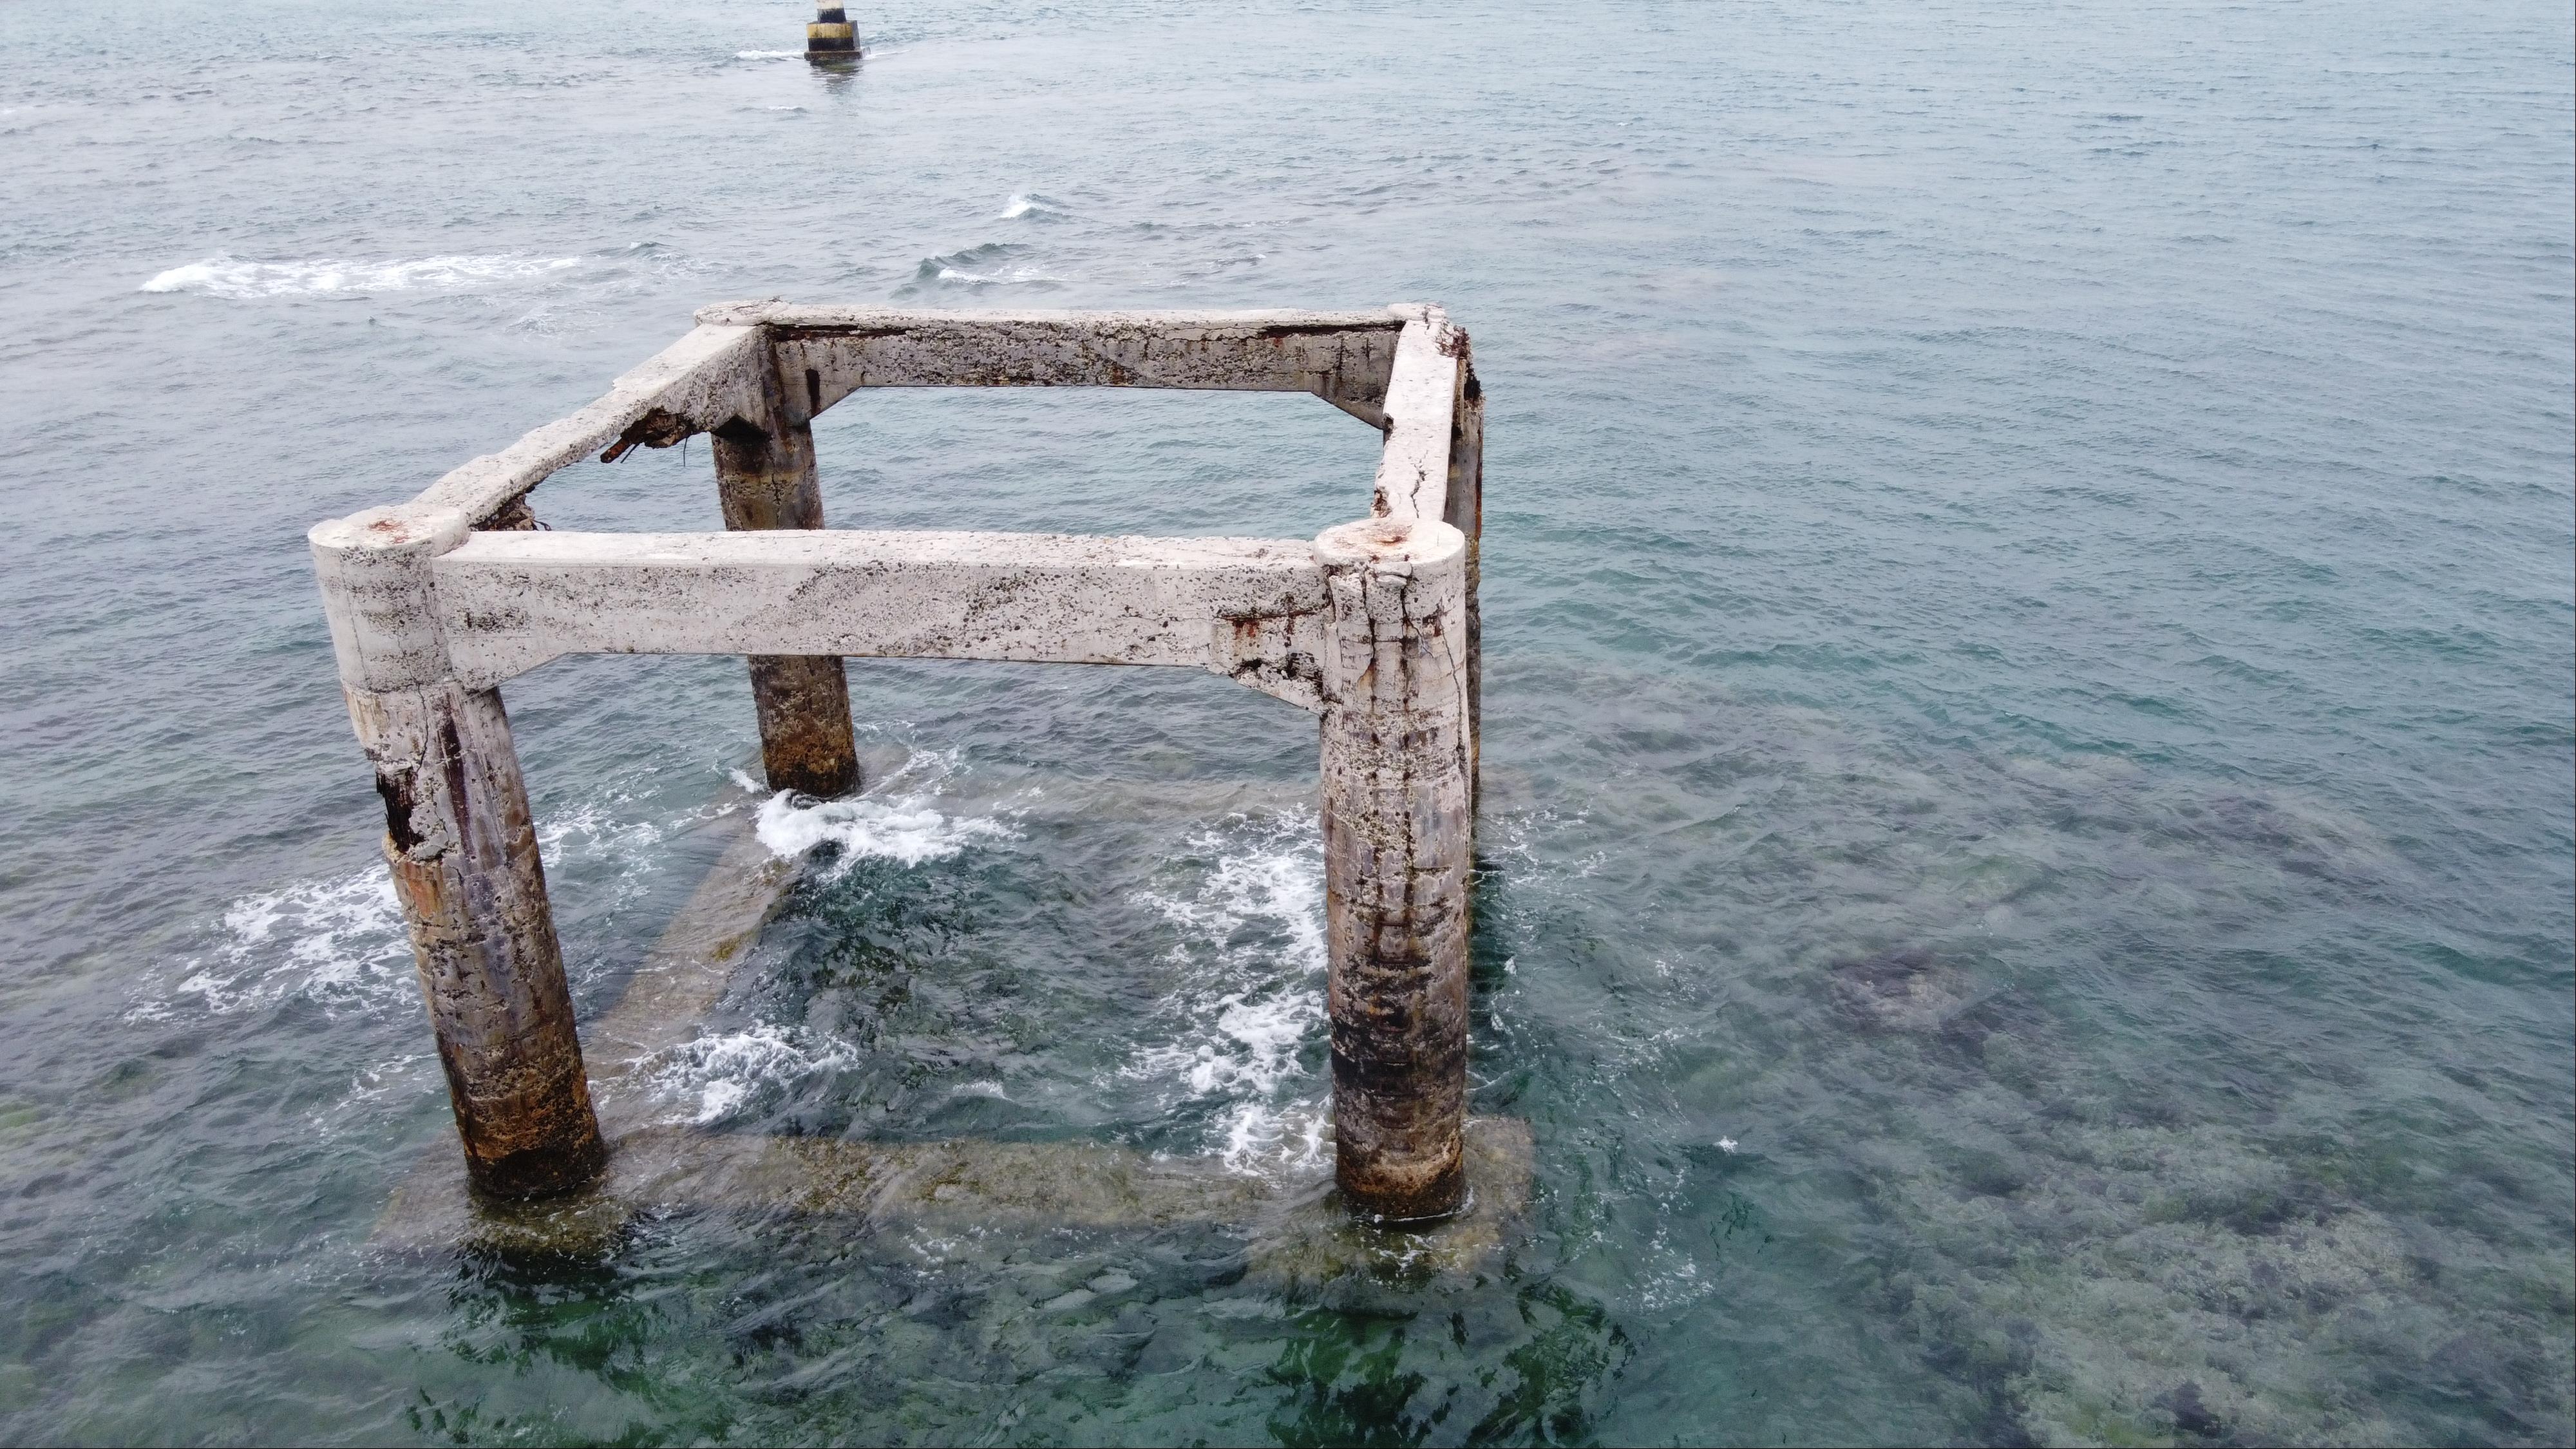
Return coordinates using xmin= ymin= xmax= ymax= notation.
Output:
xmin=310 ymin=304 xmax=1486 ymax=1222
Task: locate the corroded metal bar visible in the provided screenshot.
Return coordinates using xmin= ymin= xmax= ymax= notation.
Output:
xmin=430 ymin=529 xmax=1331 ymax=710
xmin=701 ymin=304 xmax=1406 ymax=426
xmin=714 ymin=358 xmax=859 ymax=799
xmin=309 ymin=506 xmax=606 ymax=1198
xmin=1314 ymin=516 xmax=1475 ymax=1220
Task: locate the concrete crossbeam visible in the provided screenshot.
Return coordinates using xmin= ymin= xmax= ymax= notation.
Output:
xmin=433 ymin=528 xmax=1332 ymax=708
xmin=1372 ymin=305 xmax=1468 ymax=522
xmin=703 ymin=305 xmax=1406 ymax=424
xmin=415 ymin=324 xmax=768 ymax=527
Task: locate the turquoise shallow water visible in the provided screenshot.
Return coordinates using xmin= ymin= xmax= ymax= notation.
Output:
xmin=1 ymin=1 xmax=2571 ymax=1443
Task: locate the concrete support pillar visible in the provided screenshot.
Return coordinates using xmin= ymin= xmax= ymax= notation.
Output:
xmin=713 ymin=383 xmax=860 ymax=800
xmin=310 ymin=507 xmax=606 ymax=1199
xmin=1314 ymin=516 xmax=1475 ymax=1221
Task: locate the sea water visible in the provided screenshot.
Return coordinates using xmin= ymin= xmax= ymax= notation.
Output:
xmin=0 ymin=0 xmax=2569 ymax=1442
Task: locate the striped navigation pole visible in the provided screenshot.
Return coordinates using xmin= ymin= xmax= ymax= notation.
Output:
xmin=805 ymin=5 xmax=860 ymax=61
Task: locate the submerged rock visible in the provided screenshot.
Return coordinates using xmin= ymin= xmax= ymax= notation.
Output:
xmin=1829 ymin=946 xmax=1980 ymax=1034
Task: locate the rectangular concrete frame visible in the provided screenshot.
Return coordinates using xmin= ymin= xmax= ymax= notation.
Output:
xmin=311 ymin=303 xmax=1492 ymax=1234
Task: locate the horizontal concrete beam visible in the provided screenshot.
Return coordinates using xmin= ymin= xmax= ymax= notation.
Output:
xmin=377 ymin=1116 xmax=1534 ymax=1270
xmin=394 ymin=307 xmax=1441 ymax=529
xmin=412 ymin=323 xmax=770 ymax=526
xmin=696 ymin=304 xmax=1406 ymax=426
xmin=697 ymin=303 xmax=1404 ymax=332
xmin=1372 ymin=305 xmax=1466 ymax=522
xmin=433 ymin=528 xmax=1331 ymax=709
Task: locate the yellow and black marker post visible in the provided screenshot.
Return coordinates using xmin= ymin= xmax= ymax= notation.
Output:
xmin=805 ymin=5 xmax=860 ymax=61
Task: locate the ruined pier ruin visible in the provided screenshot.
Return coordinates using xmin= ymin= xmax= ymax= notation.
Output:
xmin=310 ymin=303 xmax=1488 ymax=1233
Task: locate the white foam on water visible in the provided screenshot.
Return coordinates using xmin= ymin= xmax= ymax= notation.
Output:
xmin=136 ymin=799 xmax=699 ymax=1022
xmin=1121 ymin=813 xmax=1331 ymax=1174
xmin=138 ymin=252 xmax=580 ymax=299
xmin=308 ymin=1055 xmax=426 ymax=1129
xmin=1486 ymin=804 xmax=1607 ymax=890
xmin=538 ymin=800 xmax=671 ymax=867
xmin=933 ymin=261 xmax=1065 ymax=287
xmin=142 ymin=868 xmax=412 ymax=1020
xmin=735 ymin=49 xmax=802 ymax=59
xmin=1220 ymin=1100 xmax=1329 ymax=1177
xmin=1635 ymin=1240 xmax=1713 ymax=1311
xmin=746 ymin=751 xmax=1018 ymax=878
xmin=633 ymin=1022 xmax=858 ymax=1126
xmin=999 ymin=192 xmax=1067 ymax=220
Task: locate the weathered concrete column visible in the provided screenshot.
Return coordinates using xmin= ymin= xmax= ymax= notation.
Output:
xmin=1315 ymin=516 xmax=1475 ymax=1221
xmin=713 ymin=375 xmax=860 ymax=800
xmin=310 ymin=507 xmax=607 ymax=1198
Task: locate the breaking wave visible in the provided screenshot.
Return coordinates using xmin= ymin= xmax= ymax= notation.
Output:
xmin=741 ymin=752 xmax=1018 ymax=878
xmin=632 ymin=1021 xmax=858 ymax=1125
xmin=139 ymin=252 xmax=581 ymax=299
xmin=153 ymin=867 xmax=411 ymax=1019
xmin=897 ymin=242 xmax=1064 ymax=296
xmin=999 ymin=191 xmax=1068 ymax=220
xmin=1122 ymin=812 xmax=1331 ymax=1174
xmin=137 ymin=800 xmax=687 ymax=1021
